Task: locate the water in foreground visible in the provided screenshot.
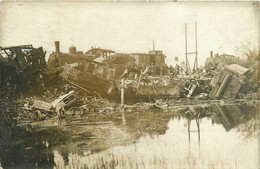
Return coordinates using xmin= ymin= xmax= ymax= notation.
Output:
xmin=0 ymin=102 xmax=259 ymax=169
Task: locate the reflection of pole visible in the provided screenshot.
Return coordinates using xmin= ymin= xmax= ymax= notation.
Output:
xmin=196 ymin=117 xmax=200 ymax=144
xmin=188 ymin=117 xmax=200 ymax=144
xmin=122 ymin=109 xmax=126 ymax=126
xmin=188 ymin=119 xmax=191 ymax=143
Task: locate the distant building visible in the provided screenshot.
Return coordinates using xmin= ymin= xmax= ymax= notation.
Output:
xmin=205 ymin=52 xmax=240 ymax=70
xmin=130 ymin=50 xmax=166 ymax=66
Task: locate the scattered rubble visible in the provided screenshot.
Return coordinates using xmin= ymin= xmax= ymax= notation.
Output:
xmin=0 ymin=42 xmax=259 ymax=125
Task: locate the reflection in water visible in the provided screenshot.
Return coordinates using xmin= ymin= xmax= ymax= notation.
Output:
xmin=187 ymin=118 xmax=200 ymax=144
xmin=53 ymin=103 xmax=259 ymax=169
xmin=183 ymin=107 xmax=202 ymax=144
xmin=53 ymin=118 xmax=258 ymax=169
xmin=0 ymin=103 xmax=259 ymax=168
xmin=211 ymin=104 xmax=248 ymax=131
xmin=121 ymin=108 xmax=126 ymax=126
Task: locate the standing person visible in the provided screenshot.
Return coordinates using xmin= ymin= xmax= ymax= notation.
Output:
xmin=176 ymin=64 xmax=180 ymax=75
xmin=169 ymin=65 xmax=174 ymax=74
xmin=180 ymin=66 xmax=184 ymax=76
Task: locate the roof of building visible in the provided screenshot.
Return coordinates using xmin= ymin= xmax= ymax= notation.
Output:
xmin=85 ymin=48 xmax=115 ymax=54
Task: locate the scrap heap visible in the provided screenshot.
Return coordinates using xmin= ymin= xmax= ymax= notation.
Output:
xmin=0 ymin=45 xmax=46 ymax=93
xmin=1 ymin=41 xmax=258 ymax=125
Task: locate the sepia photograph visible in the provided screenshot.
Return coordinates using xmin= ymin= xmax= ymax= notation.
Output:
xmin=0 ymin=1 xmax=259 ymax=169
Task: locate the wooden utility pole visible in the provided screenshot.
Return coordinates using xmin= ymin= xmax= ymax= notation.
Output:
xmin=185 ymin=23 xmax=189 ymax=74
xmin=194 ymin=22 xmax=198 ymax=70
xmin=121 ymin=78 xmax=124 ymax=106
xmin=185 ymin=22 xmax=198 ymax=74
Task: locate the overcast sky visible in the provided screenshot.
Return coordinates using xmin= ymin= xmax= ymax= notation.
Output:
xmin=0 ymin=2 xmax=259 ymax=66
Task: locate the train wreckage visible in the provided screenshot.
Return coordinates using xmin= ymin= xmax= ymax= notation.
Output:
xmin=0 ymin=41 xmax=259 ymax=121
xmin=0 ymin=45 xmax=46 ymax=92
xmin=47 ymin=41 xmax=181 ymax=101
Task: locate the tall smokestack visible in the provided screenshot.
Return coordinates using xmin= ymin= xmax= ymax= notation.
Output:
xmin=55 ymin=41 xmax=60 ymax=53
xmin=210 ymin=51 xmax=213 ymax=58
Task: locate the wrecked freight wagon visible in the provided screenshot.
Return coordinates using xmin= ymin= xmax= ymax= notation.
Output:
xmin=62 ymin=62 xmax=181 ymax=102
xmin=122 ymin=71 xmax=181 ymax=101
xmin=0 ymin=45 xmax=46 ymax=92
xmin=209 ymin=64 xmax=250 ymax=100
xmin=62 ymin=62 xmax=116 ymax=97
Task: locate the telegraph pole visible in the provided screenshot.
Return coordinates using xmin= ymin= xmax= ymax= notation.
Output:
xmin=185 ymin=22 xmax=198 ymax=74
xmin=185 ymin=23 xmax=188 ymax=74
xmin=195 ymin=22 xmax=198 ymax=70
